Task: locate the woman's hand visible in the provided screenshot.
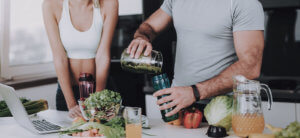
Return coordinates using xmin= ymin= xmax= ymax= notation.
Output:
xmin=68 ymin=105 xmax=82 ymax=118
xmin=153 ymin=86 xmax=196 ymax=117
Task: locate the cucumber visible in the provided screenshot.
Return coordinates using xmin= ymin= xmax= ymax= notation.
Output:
xmin=0 ymin=99 xmax=48 ymax=117
xmin=0 ymin=108 xmax=12 ymax=117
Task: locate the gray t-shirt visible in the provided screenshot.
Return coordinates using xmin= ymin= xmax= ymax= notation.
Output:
xmin=161 ymin=0 xmax=264 ymax=87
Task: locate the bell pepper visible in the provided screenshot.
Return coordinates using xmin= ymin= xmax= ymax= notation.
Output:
xmin=183 ymin=107 xmax=203 ymax=129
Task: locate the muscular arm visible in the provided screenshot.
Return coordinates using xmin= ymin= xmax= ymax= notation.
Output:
xmin=95 ymin=0 xmax=118 ymax=91
xmin=127 ymin=9 xmax=173 ymax=58
xmin=196 ymin=31 xmax=264 ymax=99
xmin=42 ymin=0 xmax=77 ymax=109
xmin=154 ymin=30 xmax=264 ymax=117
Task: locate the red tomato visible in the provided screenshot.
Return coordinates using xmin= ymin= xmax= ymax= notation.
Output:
xmin=183 ymin=107 xmax=203 ymax=129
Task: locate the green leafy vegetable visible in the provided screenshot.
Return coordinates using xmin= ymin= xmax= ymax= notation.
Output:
xmin=60 ymin=122 xmax=125 ymax=138
xmin=104 ymin=117 xmax=125 ymax=136
xmin=83 ymin=89 xmax=121 ymax=120
xmin=275 ymin=121 xmax=300 ymax=138
xmin=204 ymin=95 xmax=233 ymax=131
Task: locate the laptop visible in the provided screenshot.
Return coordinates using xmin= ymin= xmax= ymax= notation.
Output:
xmin=0 ymin=83 xmax=61 ymax=134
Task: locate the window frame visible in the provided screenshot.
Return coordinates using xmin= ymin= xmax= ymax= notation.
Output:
xmin=0 ymin=0 xmax=55 ymax=80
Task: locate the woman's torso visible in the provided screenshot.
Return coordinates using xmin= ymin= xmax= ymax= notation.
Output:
xmin=55 ymin=0 xmax=104 ymax=85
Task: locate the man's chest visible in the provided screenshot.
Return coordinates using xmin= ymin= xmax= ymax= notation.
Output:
xmin=172 ymin=0 xmax=233 ymax=37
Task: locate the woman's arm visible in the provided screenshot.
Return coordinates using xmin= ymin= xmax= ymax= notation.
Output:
xmin=42 ymin=0 xmax=78 ymax=111
xmin=95 ymin=0 xmax=118 ymax=91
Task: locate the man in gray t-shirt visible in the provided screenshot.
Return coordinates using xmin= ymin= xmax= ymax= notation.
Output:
xmin=127 ymin=0 xmax=265 ymax=117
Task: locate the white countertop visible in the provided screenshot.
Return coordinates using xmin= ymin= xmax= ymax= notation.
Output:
xmin=0 ymin=110 xmax=237 ymax=138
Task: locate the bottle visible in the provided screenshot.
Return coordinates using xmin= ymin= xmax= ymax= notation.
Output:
xmin=152 ymin=73 xmax=179 ymax=122
xmin=79 ymin=73 xmax=95 ymax=101
xmin=121 ymin=48 xmax=163 ymax=74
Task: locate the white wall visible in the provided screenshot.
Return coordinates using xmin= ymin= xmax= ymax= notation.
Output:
xmin=295 ymin=10 xmax=300 ymax=41
xmin=297 ymin=104 xmax=300 ymax=122
xmin=262 ymin=102 xmax=297 ymax=128
xmin=118 ymin=0 xmax=143 ymax=16
xmin=14 ymin=83 xmax=58 ymax=109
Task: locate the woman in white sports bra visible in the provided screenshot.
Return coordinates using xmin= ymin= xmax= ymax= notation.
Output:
xmin=42 ymin=0 xmax=118 ymax=118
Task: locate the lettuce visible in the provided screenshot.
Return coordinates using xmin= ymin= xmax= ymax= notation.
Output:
xmin=83 ymin=89 xmax=122 ymax=120
xmin=61 ymin=122 xmax=125 ymax=138
xmin=204 ymin=95 xmax=233 ymax=131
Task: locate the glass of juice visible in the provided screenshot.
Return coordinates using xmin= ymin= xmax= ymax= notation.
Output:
xmin=124 ymin=107 xmax=142 ymax=138
xmin=232 ymin=75 xmax=273 ymax=137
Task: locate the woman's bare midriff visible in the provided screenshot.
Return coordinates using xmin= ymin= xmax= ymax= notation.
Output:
xmin=69 ymin=58 xmax=96 ymax=85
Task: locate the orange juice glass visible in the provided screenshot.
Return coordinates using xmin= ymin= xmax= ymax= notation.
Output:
xmin=124 ymin=107 xmax=142 ymax=138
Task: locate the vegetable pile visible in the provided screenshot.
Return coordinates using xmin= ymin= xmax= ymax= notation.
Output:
xmin=268 ymin=121 xmax=300 ymax=138
xmin=63 ymin=89 xmax=125 ymax=138
xmin=204 ymin=95 xmax=233 ymax=131
xmin=0 ymin=98 xmax=48 ymax=117
xmin=166 ymin=106 xmax=203 ymax=129
xmin=83 ymin=89 xmax=122 ymax=121
xmin=60 ymin=116 xmax=125 ymax=138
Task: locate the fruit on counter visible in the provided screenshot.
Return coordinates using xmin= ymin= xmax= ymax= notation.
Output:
xmin=248 ymin=134 xmax=275 ymax=138
xmin=183 ymin=107 xmax=203 ymax=129
xmin=266 ymin=124 xmax=283 ymax=134
xmin=272 ymin=121 xmax=300 ymax=138
xmin=0 ymin=98 xmax=48 ymax=117
xmin=204 ymin=95 xmax=233 ymax=131
xmin=167 ymin=118 xmax=182 ymax=126
xmin=167 ymin=110 xmax=183 ymax=126
xmin=206 ymin=125 xmax=228 ymax=137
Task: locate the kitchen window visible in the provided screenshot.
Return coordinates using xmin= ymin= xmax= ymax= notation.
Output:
xmin=0 ymin=0 xmax=55 ymax=81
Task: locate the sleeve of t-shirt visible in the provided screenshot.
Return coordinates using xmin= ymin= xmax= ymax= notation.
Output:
xmin=232 ymin=0 xmax=265 ymax=32
xmin=160 ymin=0 xmax=173 ymax=17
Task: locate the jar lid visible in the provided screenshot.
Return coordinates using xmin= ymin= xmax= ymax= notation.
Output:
xmin=79 ymin=73 xmax=94 ymax=81
xmin=152 ymin=73 xmax=167 ymax=82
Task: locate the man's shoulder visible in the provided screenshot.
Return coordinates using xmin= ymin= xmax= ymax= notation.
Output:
xmin=232 ymin=0 xmax=262 ymax=8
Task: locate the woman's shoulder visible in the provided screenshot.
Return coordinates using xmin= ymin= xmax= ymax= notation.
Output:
xmin=100 ymin=0 xmax=118 ymax=13
xmin=43 ymin=0 xmax=63 ymax=12
xmin=43 ymin=0 xmax=64 ymax=21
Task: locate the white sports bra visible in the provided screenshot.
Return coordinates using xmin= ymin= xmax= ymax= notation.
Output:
xmin=59 ymin=0 xmax=103 ymax=59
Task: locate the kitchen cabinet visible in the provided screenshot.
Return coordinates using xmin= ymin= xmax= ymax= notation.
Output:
xmin=262 ymin=102 xmax=296 ymax=128
xmin=145 ymin=95 xmax=162 ymax=119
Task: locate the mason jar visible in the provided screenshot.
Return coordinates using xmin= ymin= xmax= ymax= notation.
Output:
xmin=120 ymin=48 xmax=163 ymax=74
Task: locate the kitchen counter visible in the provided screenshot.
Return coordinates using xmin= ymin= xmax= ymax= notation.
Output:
xmin=144 ymin=89 xmax=300 ymax=103
xmin=0 ymin=110 xmax=238 ymax=138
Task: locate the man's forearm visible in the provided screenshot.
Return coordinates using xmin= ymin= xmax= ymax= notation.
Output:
xmin=134 ymin=22 xmax=158 ymax=42
xmin=196 ymin=59 xmax=262 ymax=99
